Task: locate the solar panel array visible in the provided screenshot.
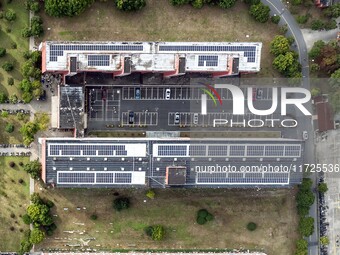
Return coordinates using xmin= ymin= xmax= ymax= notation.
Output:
xmin=198 ymin=56 xmax=218 ymax=66
xmin=49 ymin=144 xmax=127 ymax=156
xmin=154 ymin=144 xmax=301 ymax=157
xmin=49 ymin=44 xmax=144 ymax=62
xmin=88 ymin=55 xmax=110 ymax=66
xmin=196 ymin=172 xmax=289 ymax=184
xmin=57 ymin=171 xmax=136 ymax=184
xmin=158 ymin=45 xmax=257 ymax=63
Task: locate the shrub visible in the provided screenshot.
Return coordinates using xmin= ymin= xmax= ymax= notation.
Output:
xmin=320 ymin=236 xmax=330 ymax=245
xmin=291 ymin=0 xmax=302 ymax=5
xmin=325 ymin=19 xmax=337 ymax=30
xmin=8 ymin=77 xmax=14 ymax=86
xmin=279 ymin=24 xmax=288 ymax=34
xmin=318 ymin=183 xmax=328 ymax=193
xmin=30 ymin=16 xmax=44 ymax=36
xmin=271 ymin=15 xmax=280 ymax=24
xmin=146 ymin=189 xmax=155 ymax=199
xmin=151 ymin=225 xmax=165 ymax=241
xmin=30 ymin=193 xmax=43 ymax=204
xmin=197 ymin=209 xmax=209 ymax=218
xmin=0 ymin=47 xmax=6 ymax=57
xmin=196 ymin=216 xmax=207 ymax=225
xmin=205 ymin=213 xmax=214 ymax=221
xmin=219 ymin=0 xmax=237 ymax=9
xmin=9 ymin=161 xmax=15 ymax=168
xmin=115 ymin=0 xmax=146 ymax=11
xmin=4 ymin=9 xmax=16 ymax=21
xmin=191 ymin=0 xmax=204 ymax=8
xmin=247 ymin=222 xmax=257 ymax=231
xmin=296 ymin=15 xmax=308 ymax=24
xmin=10 ymin=226 xmax=15 ymax=231
xmin=311 ymin=20 xmax=325 ymax=30
xmin=1 ymin=110 xmax=9 ymax=117
xmin=21 ymin=26 xmax=32 ymax=37
xmin=90 ymin=214 xmax=98 ymax=220
xmin=11 ymin=42 xmax=17 ymax=49
xmin=19 ymin=161 xmax=24 ymax=167
xmin=144 ymin=226 xmax=153 ymax=237
xmin=2 ymin=61 xmax=14 ymax=72
xmin=18 ymin=178 xmax=24 ymax=184
xmin=45 ymin=199 xmax=55 ymax=208
xmin=299 ymin=216 xmax=314 ymax=237
xmin=10 ymin=213 xmax=15 ymax=218
xmin=113 ymin=197 xmax=130 ymax=211
xmin=249 ymin=2 xmax=270 ymax=23
xmin=5 ymin=123 xmax=14 ymax=133
xmin=0 ymin=92 xmax=7 ymax=103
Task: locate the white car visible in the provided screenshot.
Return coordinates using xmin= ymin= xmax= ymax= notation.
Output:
xmin=303 ymin=131 xmax=308 ymax=140
xmin=175 ymin=112 xmax=180 ymax=124
xmin=193 ymin=113 xmax=198 ymax=124
xmin=165 ymin=89 xmax=171 ymax=100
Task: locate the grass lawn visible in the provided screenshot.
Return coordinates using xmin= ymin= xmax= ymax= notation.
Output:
xmin=0 ymin=0 xmax=29 ymax=98
xmin=40 ymin=0 xmax=282 ymax=78
xmin=0 ymin=156 xmax=30 ymax=252
xmin=35 ymin=188 xmax=298 ymax=255
xmin=0 ymin=113 xmax=29 ymax=144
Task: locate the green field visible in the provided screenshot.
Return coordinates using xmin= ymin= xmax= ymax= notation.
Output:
xmin=0 ymin=0 xmax=29 ymax=98
xmin=40 ymin=0 xmax=282 ymax=78
xmin=0 ymin=156 xmax=30 ymax=251
xmin=35 ymin=188 xmax=298 ymax=255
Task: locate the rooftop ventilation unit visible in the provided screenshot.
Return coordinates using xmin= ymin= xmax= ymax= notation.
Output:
xmin=104 ymin=158 xmax=107 ymax=161
xmin=69 ymin=167 xmax=73 ymax=170
xmin=104 ymin=167 xmax=107 ymax=171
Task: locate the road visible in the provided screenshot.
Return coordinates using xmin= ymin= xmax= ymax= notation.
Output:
xmin=260 ymin=0 xmax=317 ymax=254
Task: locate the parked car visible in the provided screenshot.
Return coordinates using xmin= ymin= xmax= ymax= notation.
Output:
xmin=135 ymin=88 xmax=141 ymax=99
xmin=256 ymin=89 xmax=263 ymax=99
xmin=193 ymin=113 xmax=198 ymax=125
xmin=303 ymin=131 xmax=308 ymax=140
xmin=129 ymin=111 xmax=134 ymax=124
xmin=174 ymin=112 xmax=180 ymax=124
xmin=165 ymin=89 xmax=171 ymax=100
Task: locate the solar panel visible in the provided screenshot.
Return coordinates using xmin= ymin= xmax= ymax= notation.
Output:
xmin=49 ymin=44 xmax=144 ymax=62
xmin=49 ymin=144 xmax=128 ymax=157
xmin=264 ymin=146 xmax=284 ymax=156
xmin=208 ymin=145 xmax=228 ymax=156
xmin=189 ymin=145 xmax=206 ymax=156
xmin=247 ymin=146 xmax=264 ymax=156
xmin=198 ymin=56 xmax=218 ymax=67
xmin=158 ymin=145 xmax=187 ymax=156
xmin=284 ymin=145 xmax=301 ymax=157
xmin=229 ymin=145 xmax=245 ymax=156
xmin=115 ymin=173 xmax=132 ymax=183
xmin=88 ymin=55 xmax=110 ymax=66
xmin=96 ymin=172 xmax=114 ymax=183
xmin=58 ymin=172 xmax=95 ymax=184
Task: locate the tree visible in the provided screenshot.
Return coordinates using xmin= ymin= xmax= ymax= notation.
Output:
xmin=271 ymin=15 xmax=280 ymax=24
xmin=9 ymin=93 xmax=18 ymax=104
xmin=295 ymin=239 xmax=308 ymax=255
xmin=324 ymin=3 xmax=340 ymax=18
xmin=22 ymin=214 xmax=32 ymax=225
xmin=5 ymin=123 xmax=14 ymax=133
xmin=270 ymin=35 xmax=290 ymax=56
xmin=310 ymin=63 xmax=320 ymax=72
xmin=23 ymin=160 xmax=41 ymax=179
xmin=249 ymin=2 xmax=270 ymax=23
xmin=170 ymin=0 xmax=190 ymax=5
xmin=330 ymin=69 xmax=340 ymax=89
xmin=219 ymin=0 xmax=237 ymax=9
xmin=318 ymin=44 xmax=338 ymax=73
xmin=44 ymin=0 xmax=94 ymax=17
xmin=30 ymin=16 xmax=44 ymax=36
xmin=273 ymin=52 xmax=295 ymax=73
xmin=115 ymin=0 xmax=146 ymax=11
xmin=0 ymin=48 xmax=6 ymax=57
xmin=21 ymin=26 xmax=32 ymax=38
xmin=320 ymin=236 xmax=330 ymax=245
xmin=29 ymin=228 xmax=45 ymax=244
xmin=2 ymin=61 xmax=14 ymax=72
xmin=311 ymin=87 xmax=321 ymax=97
xmin=298 ymin=217 xmax=314 ymax=237
xmin=318 ymin=183 xmax=328 ymax=193
xmin=311 ymin=20 xmax=325 ymax=30
xmin=247 ymin=222 xmax=257 ymax=231
xmin=1 ymin=110 xmax=9 ymax=118
xmin=8 ymin=77 xmax=14 ymax=86
xmin=325 ymin=19 xmax=337 ymax=30
xmin=19 ymin=79 xmax=33 ymax=93
xmin=22 ymin=91 xmax=34 ymax=103
xmin=191 ymin=0 xmax=204 ymax=8
xmin=151 ymin=225 xmax=165 ymax=241
xmin=4 ymin=9 xmax=16 ymax=21
xmin=113 ymin=197 xmax=130 ymax=211
xmin=279 ymin=24 xmax=288 ymax=34
xmin=90 ymin=214 xmax=98 ymax=220
xmin=30 ymin=192 xmax=43 ymax=205
xmin=0 ymin=92 xmax=7 ymax=103
xmin=296 ymin=15 xmax=308 ymax=24
xmin=33 ymin=87 xmax=43 ymax=99
xmin=309 ymin=40 xmax=325 ymax=59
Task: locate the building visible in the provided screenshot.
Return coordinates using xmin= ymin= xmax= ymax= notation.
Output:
xmin=40 ymin=137 xmax=304 ymax=188
xmin=39 ymin=41 xmax=262 ymax=78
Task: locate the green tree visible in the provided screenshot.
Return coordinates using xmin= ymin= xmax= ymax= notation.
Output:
xmin=19 ymin=79 xmax=33 ymax=93
xmin=7 ymin=77 xmax=14 ymax=86
xmin=9 ymin=93 xmax=18 ymax=104
xmin=309 ymin=40 xmax=325 ymax=59
xmin=318 ymin=183 xmax=328 ymax=193
xmin=310 ymin=63 xmax=320 ymax=72
xmin=191 ymin=0 xmax=204 ymax=8
xmin=298 ymin=217 xmax=314 ymax=237
xmin=279 ymin=24 xmax=288 ymax=34
xmin=1 ymin=110 xmax=9 ymax=118
xmin=151 ymin=225 xmax=165 ymax=241
xmin=113 ymin=197 xmax=130 ymax=211
xmin=115 ymin=0 xmax=146 ymax=11
xmin=5 ymin=123 xmax=14 ymax=133
xmin=4 ymin=9 xmax=16 ymax=21
xmin=22 ymin=91 xmax=34 ymax=103
xmin=30 ymin=16 xmax=44 ymax=36
xmin=219 ymin=0 xmax=237 ymax=8
xmin=29 ymin=228 xmax=45 ymax=244
xmin=19 ymin=230 xmax=32 ymax=255
xmin=324 ymin=3 xmax=340 ymax=18
xmin=295 ymin=239 xmax=308 ymax=255
xmin=270 ymin=35 xmax=290 ymax=56
xmin=22 ymin=214 xmax=32 ymax=225
xmin=23 ymin=160 xmax=41 ymax=179
xmin=271 ymin=15 xmax=280 ymax=24
xmin=44 ymin=0 xmax=94 ymax=17
xmin=311 ymin=87 xmax=321 ymax=97
xmin=320 ymin=236 xmax=330 ymax=245
xmin=0 ymin=92 xmax=8 ymax=103
xmin=247 ymin=222 xmax=257 ymax=231
xmin=330 ymin=69 xmax=340 ymax=89
xmin=170 ymin=0 xmax=190 ymax=5
xmin=2 ymin=61 xmax=14 ymax=72
xmin=273 ymin=52 xmax=295 ymax=73
xmin=33 ymin=88 xmax=43 ymax=99
xmin=21 ymin=26 xmax=32 ymax=38
xmin=30 ymin=192 xmax=43 ymax=204
xmin=0 ymin=48 xmax=6 ymax=57
xmin=311 ymin=20 xmax=325 ymax=30
xmin=249 ymin=2 xmax=270 ymax=23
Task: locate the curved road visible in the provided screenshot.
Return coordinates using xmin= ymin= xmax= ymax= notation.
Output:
xmin=260 ymin=0 xmax=317 ymax=254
